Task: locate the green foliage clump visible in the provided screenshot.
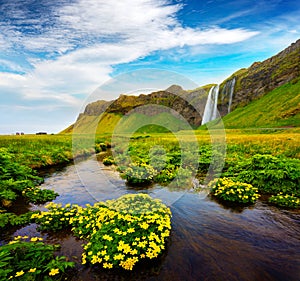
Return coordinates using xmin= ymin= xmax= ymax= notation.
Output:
xmin=224 ymin=154 xmax=300 ymax=196
xmin=103 ymin=156 xmax=115 ymax=166
xmin=209 ymin=177 xmax=260 ymax=204
xmin=22 ymin=187 xmax=58 ymax=204
xmin=0 ymin=236 xmax=74 ymax=281
xmin=0 ymin=148 xmax=46 ymax=208
xmin=0 ymin=211 xmax=39 ymax=228
xmin=95 ymin=142 xmax=107 ymax=153
xmin=0 ymin=148 xmax=58 ymax=209
xmin=123 ymin=163 xmax=157 ymax=184
xmin=269 ymin=193 xmax=300 ymax=209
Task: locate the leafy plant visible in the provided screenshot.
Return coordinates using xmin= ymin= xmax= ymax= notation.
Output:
xmin=269 ymin=193 xmax=300 ymax=209
xmin=223 ymin=154 xmax=300 ymax=196
xmin=22 ymin=187 xmax=58 ymax=204
xmin=123 ymin=163 xmax=157 ymax=184
xmin=0 ymin=236 xmax=74 ymax=281
xmin=0 ymin=148 xmax=57 ymax=208
xmin=0 ymin=211 xmax=39 ymax=228
xmin=103 ymin=156 xmax=115 ymax=166
xmin=208 ymin=177 xmax=260 ymax=204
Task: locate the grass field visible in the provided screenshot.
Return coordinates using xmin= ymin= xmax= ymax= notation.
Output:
xmin=0 ymin=128 xmax=299 ymax=169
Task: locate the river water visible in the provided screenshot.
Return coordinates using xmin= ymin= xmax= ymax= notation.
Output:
xmin=1 ymin=157 xmax=300 ymax=281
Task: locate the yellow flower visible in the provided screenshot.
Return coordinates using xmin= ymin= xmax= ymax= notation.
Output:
xmin=119 ymin=257 xmax=138 ymax=270
xmin=103 ymin=262 xmax=113 ymax=269
xmin=127 ymin=227 xmax=135 ymax=233
xmin=103 ymin=234 xmax=113 ymax=241
xmin=49 ymin=268 xmax=59 ymax=276
xmin=15 ymin=271 xmax=25 ymax=277
xmin=130 ymin=249 xmax=138 ymax=255
xmin=28 ymin=268 xmax=36 ymax=273
xmin=113 ymin=253 xmax=125 ymax=260
xmin=139 ymin=222 xmax=149 ymax=229
xmin=30 ymin=237 xmax=39 ymax=242
xmin=91 ymin=255 xmax=99 ymax=264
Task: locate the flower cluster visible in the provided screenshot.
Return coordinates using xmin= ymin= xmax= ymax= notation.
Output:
xmin=208 ymin=177 xmax=260 ymax=204
xmin=269 ymin=193 xmax=300 ymax=209
xmin=31 ymin=202 xmax=78 ymax=231
xmin=123 ymin=163 xmax=157 ymax=184
xmin=31 ymin=194 xmax=172 ymax=271
xmin=74 ymin=194 xmax=172 ymax=270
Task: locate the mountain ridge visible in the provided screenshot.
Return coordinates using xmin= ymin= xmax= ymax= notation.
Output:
xmin=62 ymin=39 xmax=300 ymax=134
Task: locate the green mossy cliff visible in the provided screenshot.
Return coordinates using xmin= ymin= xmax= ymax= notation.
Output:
xmin=218 ymin=39 xmax=300 ymax=115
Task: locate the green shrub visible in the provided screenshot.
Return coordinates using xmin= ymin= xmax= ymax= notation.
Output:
xmin=269 ymin=193 xmax=300 ymax=209
xmin=154 ymin=167 xmax=176 ymax=184
xmin=95 ymin=142 xmax=107 ymax=153
xmin=123 ymin=163 xmax=157 ymax=184
xmin=169 ymin=167 xmax=193 ymax=188
xmin=0 ymin=211 xmax=39 ymax=228
xmin=103 ymin=156 xmax=115 ymax=166
xmin=0 ymin=236 xmax=74 ymax=281
xmin=22 ymin=187 xmax=58 ymax=204
xmin=0 ymin=148 xmax=56 ymax=208
xmin=224 ymin=154 xmax=300 ymax=196
xmin=208 ymin=177 xmax=260 ymax=204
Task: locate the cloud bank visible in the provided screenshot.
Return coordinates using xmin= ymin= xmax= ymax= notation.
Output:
xmin=0 ymin=0 xmax=258 ymax=107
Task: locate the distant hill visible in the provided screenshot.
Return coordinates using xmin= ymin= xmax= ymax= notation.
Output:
xmin=62 ymin=39 xmax=300 ymax=134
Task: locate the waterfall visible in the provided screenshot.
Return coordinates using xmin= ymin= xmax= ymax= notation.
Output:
xmin=201 ymin=85 xmax=219 ymax=125
xmin=227 ymin=77 xmax=236 ymax=113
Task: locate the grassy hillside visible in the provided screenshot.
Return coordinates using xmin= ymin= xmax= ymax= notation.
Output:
xmin=221 ymin=79 xmax=300 ymax=128
xmin=64 ymin=111 xmax=190 ymax=135
xmin=114 ymin=112 xmax=191 ymax=134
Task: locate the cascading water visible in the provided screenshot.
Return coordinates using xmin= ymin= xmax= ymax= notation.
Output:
xmin=227 ymin=77 xmax=236 ymax=113
xmin=221 ymin=77 xmax=236 ymax=114
xmin=201 ymin=85 xmax=219 ymax=125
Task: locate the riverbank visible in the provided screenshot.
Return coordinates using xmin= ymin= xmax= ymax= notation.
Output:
xmin=1 ymin=157 xmax=299 ymax=281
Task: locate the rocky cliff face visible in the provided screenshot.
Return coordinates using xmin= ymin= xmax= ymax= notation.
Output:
xmin=218 ymin=39 xmax=300 ymax=116
xmin=77 ymin=85 xmax=208 ymax=128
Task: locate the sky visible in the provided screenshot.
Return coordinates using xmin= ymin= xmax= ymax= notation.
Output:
xmin=0 ymin=0 xmax=299 ymax=134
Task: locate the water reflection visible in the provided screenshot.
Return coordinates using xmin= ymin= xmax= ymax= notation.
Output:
xmin=1 ymin=158 xmax=300 ymax=281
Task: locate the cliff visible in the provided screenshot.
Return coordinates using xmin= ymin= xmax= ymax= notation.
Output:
xmin=218 ymin=39 xmax=300 ymax=115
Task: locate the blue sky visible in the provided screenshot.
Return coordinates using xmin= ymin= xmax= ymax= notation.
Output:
xmin=0 ymin=0 xmax=299 ymax=134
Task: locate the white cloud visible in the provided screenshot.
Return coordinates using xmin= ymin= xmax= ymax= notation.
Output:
xmin=0 ymin=0 xmax=260 ymax=109
xmin=0 ymin=72 xmax=25 ymax=87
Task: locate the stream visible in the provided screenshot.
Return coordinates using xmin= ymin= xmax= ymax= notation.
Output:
xmin=1 ymin=157 xmax=300 ymax=281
